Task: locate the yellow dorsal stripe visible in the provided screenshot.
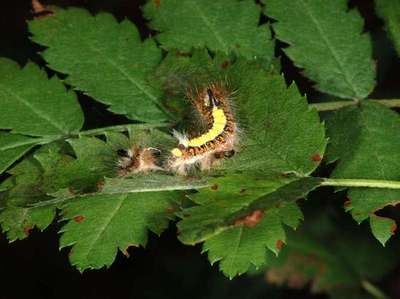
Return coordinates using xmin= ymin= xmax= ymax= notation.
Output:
xmin=187 ymin=108 xmax=227 ymax=147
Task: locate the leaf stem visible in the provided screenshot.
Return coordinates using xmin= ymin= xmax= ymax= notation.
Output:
xmin=361 ymin=280 xmax=389 ymax=299
xmin=311 ymin=99 xmax=400 ymax=112
xmin=77 ymin=123 xmax=167 ymax=137
xmin=321 ymin=178 xmax=400 ymax=189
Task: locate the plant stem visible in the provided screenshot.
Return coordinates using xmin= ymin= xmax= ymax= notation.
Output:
xmin=78 ymin=123 xmax=167 ymax=136
xmin=361 ymin=280 xmax=389 ymax=299
xmin=311 ymin=99 xmax=400 ymax=112
xmin=321 ymin=178 xmax=400 ymax=189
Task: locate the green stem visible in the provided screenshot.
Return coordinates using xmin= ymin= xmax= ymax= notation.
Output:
xmin=321 ymin=178 xmax=400 ymax=189
xmin=311 ymin=99 xmax=400 ymax=112
xmin=78 ymin=123 xmax=167 ymax=137
xmin=361 ymin=280 xmax=389 ymax=299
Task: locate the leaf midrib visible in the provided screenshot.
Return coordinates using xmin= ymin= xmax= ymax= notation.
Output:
xmin=80 ymin=195 xmax=126 ymax=264
xmin=297 ymin=0 xmax=360 ymax=99
xmin=189 ymin=1 xmax=229 ymax=53
xmin=0 ymin=83 xmax=66 ymax=134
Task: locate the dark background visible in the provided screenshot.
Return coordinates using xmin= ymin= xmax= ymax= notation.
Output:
xmin=1 ymin=0 xmax=400 ymax=298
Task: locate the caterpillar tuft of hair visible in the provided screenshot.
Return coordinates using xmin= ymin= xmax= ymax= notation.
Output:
xmin=117 ymin=145 xmax=162 ymax=176
xmin=167 ymin=82 xmax=239 ymax=175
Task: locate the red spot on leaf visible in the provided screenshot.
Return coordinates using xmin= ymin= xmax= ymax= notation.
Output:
xmin=276 ymin=239 xmax=285 ymax=250
xmin=311 ymin=154 xmax=322 ymax=162
xmin=73 ymin=215 xmax=85 ymax=223
xmin=234 ymin=210 xmax=264 ymax=227
xmin=220 ymin=60 xmax=230 ymax=69
xmin=24 ymin=226 xmax=33 ymax=236
xmin=166 ymin=207 xmax=176 ymax=214
xmin=174 ymin=51 xmax=191 ymax=57
xmin=391 ymin=223 xmax=397 ymax=233
xmin=211 ymin=184 xmax=219 ymax=191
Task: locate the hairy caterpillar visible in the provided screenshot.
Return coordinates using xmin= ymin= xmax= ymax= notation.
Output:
xmin=117 ymin=145 xmax=162 ymax=176
xmin=168 ymin=83 xmax=238 ymax=175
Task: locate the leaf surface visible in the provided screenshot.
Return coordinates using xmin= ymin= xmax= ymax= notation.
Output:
xmin=59 ymin=189 xmax=176 ymax=271
xmin=264 ymin=0 xmax=375 ymax=99
xmin=0 ymin=58 xmax=83 ymax=136
xmin=178 ymin=177 xmax=322 ymax=278
xmin=143 ymin=0 xmax=274 ymax=62
xmin=0 ymin=132 xmax=40 ymax=174
xmin=223 ymin=60 xmax=326 ymax=176
xmin=326 ymin=101 xmax=400 ymax=244
xmin=29 ymin=8 xmax=168 ymax=123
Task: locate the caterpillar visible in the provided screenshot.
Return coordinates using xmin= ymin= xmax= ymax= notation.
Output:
xmin=168 ymin=83 xmax=238 ymax=175
xmin=117 ymin=145 xmax=162 ymax=176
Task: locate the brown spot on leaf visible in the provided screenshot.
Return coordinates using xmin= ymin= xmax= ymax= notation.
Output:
xmin=31 ymin=0 xmax=54 ymax=18
xmin=311 ymin=154 xmax=322 ymax=162
xmin=73 ymin=215 xmax=85 ymax=223
xmin=220 ymin=60 xmax=230 ymax=69
xmin=276 ymin=239 xmax=285 ymax=250
xmin=166 ymin=207 xmax=176 ymax=214
xmin=234 ymin=209 xmax=264 ymax=227
xmin=174 ymin=50 xmax=191 ymax=57
xmin=154 ymin=0 xmax=161 ymax=7
xmin=24 ymin=226 xmax=33 ymax=236
xmin=210 ymin=184 xmax=219 ymax=191
xmin=235 ymin=43 xmax=241 ymax=48
xmin=391 ymin=223 xmax=397 ymax=233
xmin=343 ymin=198 xmax=351 ymax=208
xmin=240 ymin=188 xmax=246 ymax=194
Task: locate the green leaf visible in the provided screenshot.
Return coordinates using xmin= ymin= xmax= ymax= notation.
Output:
xmin=222 ymin=60 xmax=327 ymax=176
xmin=155 ymin=53 xmax=326 ymax=176
xmin=326 ymin=101 xmax=400 ymax=244
xmin=143 ymin=0 xmax=274 ymax=62
xmin=0 ymin=156 xmax=57 ymax=240
xmin=375 ymin=0 xmax=400 ymax=56
xmin=0 ymin=132 xmax=39 ymax=175
xmin=59 ymin=185 xmax=177 ymax=271
xmin=0 ymin=58 xmax=83 ymax=136
xmin=265 ymin=210 xmax=398 ymax=294
xmin=264 ymin=0 xmax=375 ymax=100
xmin=29 ymin=8 xmax=168 ymax=123
xmin=178 ymin=176 xmax=322 ymax=278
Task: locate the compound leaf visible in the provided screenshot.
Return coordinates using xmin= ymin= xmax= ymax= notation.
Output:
xmin=326 ymin=101 xmax=400 ymax=245
xmin=223 ymin=60 xmax=327 ymax=176
xmin=29 ymin=8 xmax=168 ymax=123
xmin=0 ymin=58 xmax=83 ymax=136
xmin=264 ymin=0 xmax=375 ymax=100
xmin=178 ymin=176 xmax=322 ymax=278
xmin=59 ymin=189 xmax=177 ymax=271
xmin=143 ymin=0 xmax=274 ymax=62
